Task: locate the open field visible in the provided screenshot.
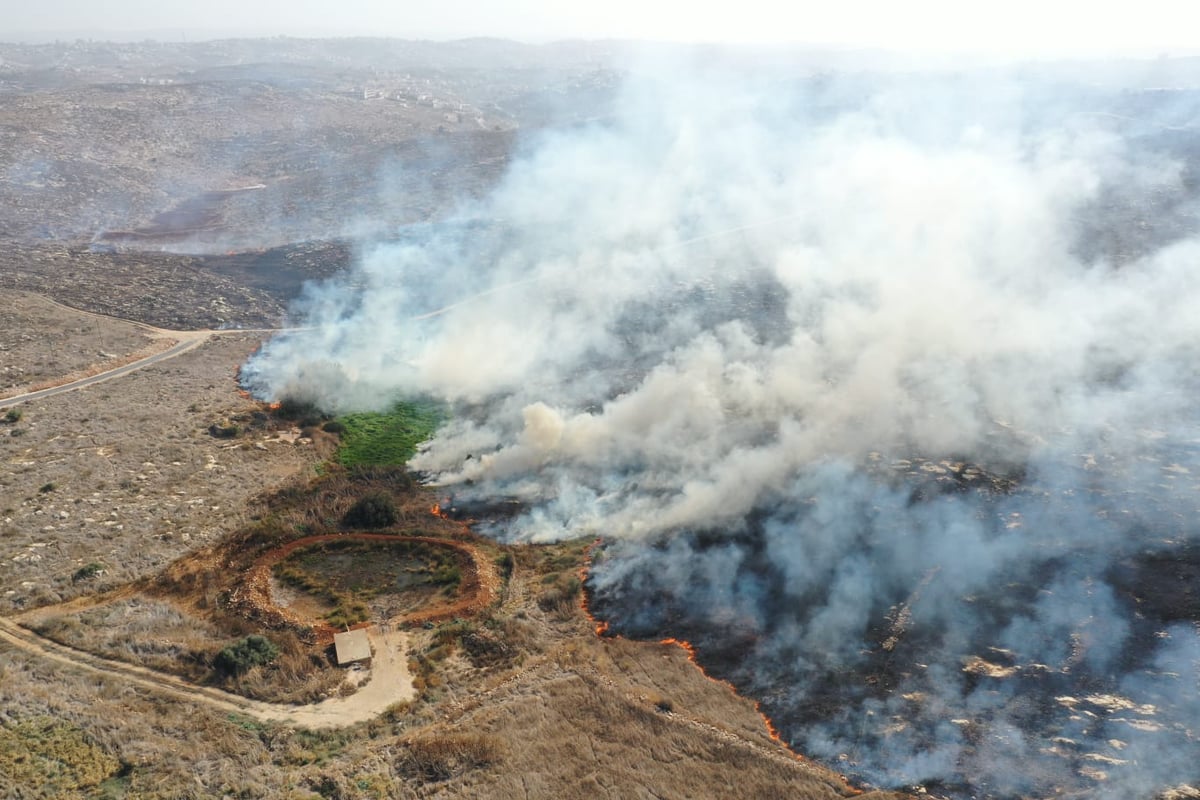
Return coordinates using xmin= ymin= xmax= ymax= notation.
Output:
xmin=274 ymin=538 xmax=466 ymax=623
xmin=0 ymin=306 xmax=322 ymax=614
xmin=0 ymin=291 xmax=156 ymax=395
xmin=1 ymin=518 xmax=896 ymax=800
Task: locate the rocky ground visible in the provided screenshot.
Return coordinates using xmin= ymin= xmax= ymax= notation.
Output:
xmin=0 ymin=325 xmax=321 ymax=613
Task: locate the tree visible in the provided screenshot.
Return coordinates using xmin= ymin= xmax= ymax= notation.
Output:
xmin=343 ymin=492 xmax=397 ymax=529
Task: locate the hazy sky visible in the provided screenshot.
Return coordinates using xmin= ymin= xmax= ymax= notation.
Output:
xmin=3 ymin=0 xmax=1194 ymax=55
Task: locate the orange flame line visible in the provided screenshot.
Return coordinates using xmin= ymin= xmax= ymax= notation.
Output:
xmin=579 ymin=539 xmax=863 ymax=795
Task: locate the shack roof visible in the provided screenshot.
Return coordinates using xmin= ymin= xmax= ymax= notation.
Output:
xmin=333 ymin=628 xmax=372 ymax=664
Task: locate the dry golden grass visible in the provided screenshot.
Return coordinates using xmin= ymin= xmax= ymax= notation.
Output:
xmin=0 ymin=290 xmax=155 ymax=396
xmin=0 ymin=332 xmax=320 ymax=616
xmin=23 ymin=594 xmax=347 ymax=704
xmin=1 ymin=517 xmax=906 ymax=800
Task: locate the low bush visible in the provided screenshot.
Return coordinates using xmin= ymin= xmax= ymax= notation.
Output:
xmin=214 ymin=635 xmax=279 ymax=676
xmin=274 ymin=396 xmax=322 ymax=422
xmin=208 ymin=422 xmax=240 ymax=439
xmin=461 ymin=631 xmax=515 ymax=667
xmin=432 ymin=619 xmax=475 ymax=646
xmin=648 ymin=692 xmax=674 ymax=713
xmin=431 ymin=563 xmax=461 ymax=588
xmin=342 ymin=492 xmax=397 ymax=529
xmin=397 ymin=733 xmax=503 ymax=781
xmin=71 ymin=562 xmax=105 ymax=583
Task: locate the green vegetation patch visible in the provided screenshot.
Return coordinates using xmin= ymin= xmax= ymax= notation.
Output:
xmin=215 ymin=635 xmax=280 ymax=676
xmin=0 ymin=716 xmax=121 ymax=796
xmin=334 ymin=401 xmax=442 ymax=467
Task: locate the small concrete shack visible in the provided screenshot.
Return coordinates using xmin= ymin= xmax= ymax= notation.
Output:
xmin=333 ymin=628 xmax=372 ymax=665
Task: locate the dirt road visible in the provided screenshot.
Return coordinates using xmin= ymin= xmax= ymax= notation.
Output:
xmin=0 ymin=615 xmax=413 ymax=728
xmin=0 ymin=334 xmax=210 ymax=406
xmin=0 ymin=294 xmax=289 ymax=407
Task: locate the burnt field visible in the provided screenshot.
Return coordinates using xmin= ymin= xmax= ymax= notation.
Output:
xmin=586 ymin=443 xmax=1200 ymax=798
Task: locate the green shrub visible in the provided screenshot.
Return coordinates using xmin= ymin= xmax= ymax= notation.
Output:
xmin=72 ymin=562 xmax=105 ymax=583
xmin=38 ymin=482 xmax=56 ymax=494
xmin=432 ymin=619 xmax=475 ymax=646
xmin=431 ymin=563 xmax=461 ymax=588
xmin=215 ymin=635 xmax=280 ymax=676
xmin=342 ymin=492 xmax=397 ymax=529
xmin=325 ymin=601 xmax=370 ymax=629
xmin=3 ymin=408 xmax=22 ymax=423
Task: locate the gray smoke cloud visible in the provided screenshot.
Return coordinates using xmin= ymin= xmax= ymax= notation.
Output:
xmin=242 ymin=60 xmax=1200 ymax=796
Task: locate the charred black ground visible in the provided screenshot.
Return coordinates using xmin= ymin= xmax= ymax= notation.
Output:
xmin=587 ymin=448 xmax=1200 ymax=799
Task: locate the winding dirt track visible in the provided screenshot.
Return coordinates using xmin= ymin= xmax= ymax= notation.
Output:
xmin=0 ymin=533 xmax=498 ymax=728
xmin=0 ymin=293 xmax=289 ymax=407
xmin=0 ymin=615 xmax=413 ymax=728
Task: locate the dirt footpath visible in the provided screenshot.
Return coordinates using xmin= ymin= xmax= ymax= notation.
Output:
xmin=0 ymin=616 xmax=412 ymax=729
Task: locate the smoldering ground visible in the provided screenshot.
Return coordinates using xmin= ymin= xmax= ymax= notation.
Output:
xmin=242 ymin=60 xmax=1200 ymax=797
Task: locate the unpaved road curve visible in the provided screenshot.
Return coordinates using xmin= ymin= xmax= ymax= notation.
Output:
xmin=0 ymin=616 xmax=413 ymax=729
xmin=0 ymin=334 xmax=210 ymax=406
xmin=0 ymin=292 xmax=292 ymax=407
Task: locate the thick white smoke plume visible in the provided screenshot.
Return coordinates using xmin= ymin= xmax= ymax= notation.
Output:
xmin=243 ymin=61 xmax=1200 ymax=796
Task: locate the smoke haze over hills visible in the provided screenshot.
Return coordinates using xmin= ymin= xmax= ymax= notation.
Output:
xmin=243 ymin=60 xmax=1200 ymax=796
